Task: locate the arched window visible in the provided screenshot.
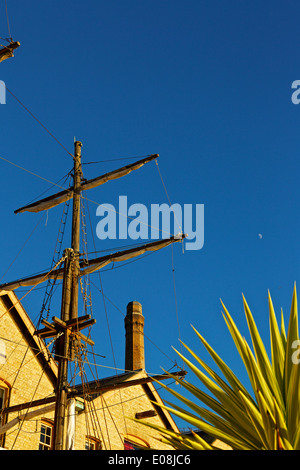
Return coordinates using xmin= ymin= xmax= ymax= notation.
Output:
xmin=124 ymin=434 xmax=150 ymax=450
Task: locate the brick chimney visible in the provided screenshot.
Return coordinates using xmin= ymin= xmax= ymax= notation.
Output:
xmin=125 ymin=301 xmax=145 ymax=371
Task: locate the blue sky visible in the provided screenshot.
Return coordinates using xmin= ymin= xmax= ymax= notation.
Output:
xmin=1 ymin=1 xmax=300 ymax=430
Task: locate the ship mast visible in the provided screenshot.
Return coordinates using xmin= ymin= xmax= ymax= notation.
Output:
xmin=52 ymin=141 xmax=82 ymax=450
xmin=0 ymin=28 xmax=187 ymax=451
xmin=0 ymin=141 xmax=186 ymax=450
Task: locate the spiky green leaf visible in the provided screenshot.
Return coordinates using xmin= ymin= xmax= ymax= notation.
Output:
xmin=134 ymin=287 xmax=299 ymax=450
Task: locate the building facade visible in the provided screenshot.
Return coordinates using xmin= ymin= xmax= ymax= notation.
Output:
xmin=0 ymin=293 xmax=180 ymax=450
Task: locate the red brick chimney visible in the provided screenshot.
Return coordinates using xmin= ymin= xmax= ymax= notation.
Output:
xmin=125 ymin=301 xmax=145 ymax=371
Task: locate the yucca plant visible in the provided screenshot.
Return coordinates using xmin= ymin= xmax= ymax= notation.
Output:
xmin=135 ymin=285 xmax=300 ymax=450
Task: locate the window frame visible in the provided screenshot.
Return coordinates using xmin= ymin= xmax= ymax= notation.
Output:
xmin=85 ymin=435 xmax=101 ymax=450
xmin=39 ymin=419 xmax=54 ymax=450
xmin=0 ymin=380 xmax=10 ymax=448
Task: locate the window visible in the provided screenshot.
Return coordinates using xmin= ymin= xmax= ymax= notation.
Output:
xmin=0 ymin=387 xmax=5 ymax=447
xmin=0 ymin=388 xmax=5 ymax=420
xmin=85 ymin=436 xmax=101 ymax=450
xmin=39 ymin=421 xmax=53 ymax=450
xmin=0 ymin=382 xmax=9 ymax=426
xmin=0 ymin=380 xmax=10 ymax=448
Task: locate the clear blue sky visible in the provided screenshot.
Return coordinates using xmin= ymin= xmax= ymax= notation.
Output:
xmin=1 ymin=1 xmax=300 ymax=430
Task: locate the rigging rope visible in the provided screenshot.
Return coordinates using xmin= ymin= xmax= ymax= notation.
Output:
xmin=11 ymin=364 xmax=47 ymax=449
xmin=0 ymin=212 xmax=46 ymax=283
xmin=0 ymin=334 xmax=180 ymax=378
xmin=0 ymin=253 xmax=68 ymax=322
xmin=154 ymin=159 xmax=184 ymax=362
xmin=82 ymin=154 xmax=152 ymax=165
xmin=5 ymin=86 xmax=74 ymax=160
xmin=4 ymin=0 xmax=12 ymax=41
xmin=155 ymin=159 xmax=183 ymax=235
xmin=84 ymin=192 xmax=129 ymax=437
xmin=0 ymin=154 xmax=176 ymax=238
xmin=89 ymin=280 xmax=180 ymax=368
xmin=0 ymin=125 xmax=186 ymax=444
xmin=0 ymin=155 xmax=185 ymax=371
xmin=38 ymin=181 xmax=72 ymax=327
xmin=77 ymin=349 xmax=109 ymax=449
xmin=0 ymin=155 xmax=70 ymax=190
xmin=80 ymin=190 xmax=94 ymax=317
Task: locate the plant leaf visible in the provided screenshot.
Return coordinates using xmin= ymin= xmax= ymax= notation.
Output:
xmin=284 ymin=284 xmax=299 ymax=402
xmin=191 ymin=324 xmax=256 ymax=404
xmin=146 ymin=402 xmax=254 ymax=450
xmin=242 ymin=294 xmax=284 ymax=409
xmin=268 ymin=291 xmax=285 ymax=392
xmin=132 ymin=288 xmax=299 ymax=450
xmin=286 ymin=359 xmax=300 ymax=442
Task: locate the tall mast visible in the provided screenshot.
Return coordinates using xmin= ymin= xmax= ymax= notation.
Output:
xmin=70 ymin=141 xmax=82 ymax=321
xmin=71 ymin=141 xmax=82 ymax=253
xmin=53 ymin=141 xmax=82 ymax=450
xmin=53 ymin=248 xmax=73 ymax=450
xmin=0 ymin=139 xmax=187 ymax=450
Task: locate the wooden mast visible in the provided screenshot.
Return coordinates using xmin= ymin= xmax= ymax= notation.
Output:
xmin=52 ymin=249 xmax=73 ymax=450
xmin=53 ymin=141 xmax=82 ymax=450
xmin=0 ymin=138 xmax=186 ymax=450
xmin=70 ymin=141 xmax=82 ymax=322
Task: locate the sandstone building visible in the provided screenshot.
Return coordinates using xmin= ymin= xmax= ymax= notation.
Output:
xmin=0 ymin=292 xmax=182 ymax=450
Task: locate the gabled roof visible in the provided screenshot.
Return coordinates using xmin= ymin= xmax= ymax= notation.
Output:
xmin=0 ymin=290 xmax=58 ymax=387
xmin=74 ymin=369 xmax=180 ymax=433
xmin=0 ymin=291 xmax=181 ymax=434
